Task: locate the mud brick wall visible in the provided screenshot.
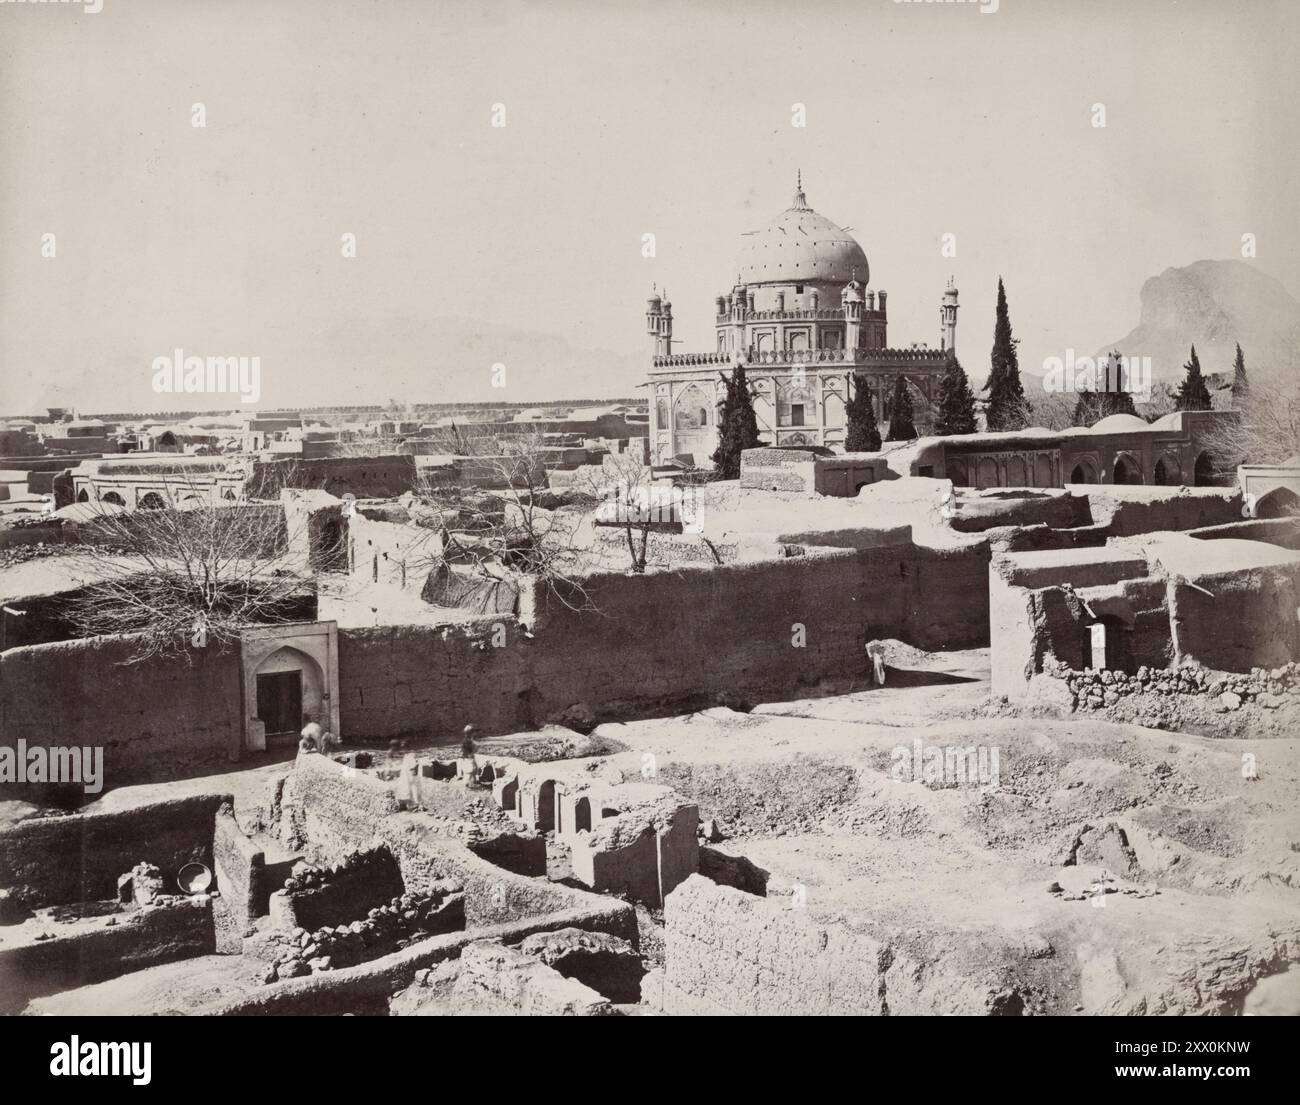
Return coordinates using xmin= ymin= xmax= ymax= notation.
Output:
xmin=661 ymin=875 xmax=995 ymax=1016
xmin=277 ymin=758 xmax=628 ymax=932
xmin=280 ymin=753 xmax=401 ymax=861
xmin=0 ymin=793 xmax=227 ymax=908
xmin=0 ymin=897 xmax=215 ymax=1015
xmin=1170 ymin=567 xmax=1300 ymax=671
xmin=661 ymin=875 xmax=889 ymax=1015
xmin=212 ymin=806 xmax=265 ymax=933
xmin=0 ymin=635 xmax=243 ymax=780
xmin=523 ymin=544 xmax=989 ymax=718
xmin=337 ymin=620 xmax=531 ymax=741
xmin=1189 ymin=518 xmax=1300 ymax=549
xmin=1094 ymin=490 xmax=1242 ymax=537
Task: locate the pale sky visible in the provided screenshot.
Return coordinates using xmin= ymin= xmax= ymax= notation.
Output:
xmin=1 ymin=0 xmax=1296 ymax=414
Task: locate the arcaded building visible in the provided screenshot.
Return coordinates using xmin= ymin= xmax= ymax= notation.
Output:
xmin=646 ymin=176 xmax=958 ymax=465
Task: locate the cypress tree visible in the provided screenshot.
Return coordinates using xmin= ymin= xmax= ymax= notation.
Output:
xmin=1175 ymin=345 xmax=1212 ymax=411
xmin=1230 ymin=342 xmax=1249 ymax=407
xmin=934 ymin=355 xmax=977 ymax=435
xmin=1071 ymin=351 xmax=1138 ymax=425
xmin=984 ymin=277 xmax=1026 ymax=430
xmin=845 ymin=377 xmax=882 ymax=451
xmin=710 ymin=363 xmax=761 ymax=478
xmin=885 ymin=375 xmax=915 ymax=441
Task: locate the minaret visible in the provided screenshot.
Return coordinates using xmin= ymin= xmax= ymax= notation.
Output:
xmin=940 ymin=278 xmax=959 ymax=354
xmin=842 ymin=269 xmax=865 ymax=350
xmin=646 ymin=286 xmax=671 ymax=358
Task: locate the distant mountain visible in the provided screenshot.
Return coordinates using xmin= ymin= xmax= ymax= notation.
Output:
xmin=1097 ymin=260 xmax=1300 ymax=386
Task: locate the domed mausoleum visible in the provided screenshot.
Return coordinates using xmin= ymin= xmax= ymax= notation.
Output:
xmin=646 ymin=175 xmax=959 ymax=466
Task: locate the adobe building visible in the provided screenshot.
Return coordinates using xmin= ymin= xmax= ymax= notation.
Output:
xmin=907 ymin=410 xmax=1238 ymax=488
xmin=646 ymin=174 xmax=959 ymax=464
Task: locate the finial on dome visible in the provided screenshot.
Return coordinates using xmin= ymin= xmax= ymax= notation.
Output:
xmin=793 ymin=170 xmax=808 ymax=210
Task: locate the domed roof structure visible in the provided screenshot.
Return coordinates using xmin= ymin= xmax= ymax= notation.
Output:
xmin=1086 ymin=413 xmax=1151 ymax=434
xmin=738 ymin=174 xmax=869 ymax=286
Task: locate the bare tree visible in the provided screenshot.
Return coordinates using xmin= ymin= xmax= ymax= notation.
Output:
xmin=407 ymin=426 xmax=599 ymax=611
xmin=1193 ymin=381 xmax=1298 ymax=484
xmin=62 ymin=475 xmax=313 ymax=661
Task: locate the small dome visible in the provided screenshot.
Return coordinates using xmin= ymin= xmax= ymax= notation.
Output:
xmin=1087 ymin=414 xmax=1150 ymax=434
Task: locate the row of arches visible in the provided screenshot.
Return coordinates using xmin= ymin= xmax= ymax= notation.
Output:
xmin=72 ymin=487 xmax=240 ymax=509
xmin=1069 ymin=451 xmax=1218 ymax=487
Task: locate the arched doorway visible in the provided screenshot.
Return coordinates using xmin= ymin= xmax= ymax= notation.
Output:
xmin=1070 ymin=461 xmax=1097 ymax=484
xmin=137 ymin=491 xmax=166 ymax=509
xmin=1194 ymin=451 xmax=1217 ymax=486
xmin=536 ymin=780 xmax=556 ymax=832
xmin=1153 ymin=455 xmax=1182 ymax=485
xmin=1257 ymin=487 xmax=1299 ymax=519
xmin=253 ymin=645 xmax=325 ymax=748
xmin=1113 ymin=455 xmax=1142 ymax=485
xmin=573 ymin=796 xmax=592 ymax=833
xmin=76 ymin=488 xmax=89 ymax=502
xmin=101 ymin=492 xmax=125 ymax=506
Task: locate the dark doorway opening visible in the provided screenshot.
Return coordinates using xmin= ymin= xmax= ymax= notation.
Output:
xmin=574 ymin=797 xmax=592 ymax=833
xmin=257 ymin=670 xmax=303 ymax=743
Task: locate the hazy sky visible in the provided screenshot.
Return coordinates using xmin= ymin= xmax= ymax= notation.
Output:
xmin=1 ymin=0 xmax=1296 ymax=414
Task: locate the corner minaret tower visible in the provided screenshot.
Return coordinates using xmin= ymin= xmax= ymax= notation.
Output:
xmin=646 ymin=286 xmax=673 ymax=358
xmin=940 ymin=278 xmax=959 ymax=354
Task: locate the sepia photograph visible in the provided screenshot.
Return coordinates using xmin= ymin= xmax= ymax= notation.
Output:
xmin=0 ymin=0 xmax=1297 ymax=1073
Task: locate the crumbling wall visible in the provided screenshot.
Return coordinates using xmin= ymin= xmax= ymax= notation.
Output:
xmin=1169 ymin=569 xmax=1300 ymax=671
xmin=212 ymin=806 xmax=266 ymax=934
xmin=658 ymin=875 xmax=979 ymax=1016
xmin=0 ymin=793 xmax=226 ymax=908
xmin=0 ymin=635 xmax=244 ymax=781
xmin=1090 ymin=489 xmax=1242 ymax=537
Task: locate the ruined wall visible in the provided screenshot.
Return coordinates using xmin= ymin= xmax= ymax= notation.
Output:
xmin=0 ymin=793 xmax=227 ymax=908
xmin=275 ymin=757 xmax=632 ymax=935
xmin=1169 ymin=568 xmax=1300 ymax=671
xmin=348 ymin=510 xmax=441 ymax=589
xmin=212 ymin=806 xmax=266 ymax=934
xmin=0 ymin=635 xmax=243 ymax=781
xmin=1089 ymin=489 xmax=1242 ymax=537
xmin=658 ymin=875 xmax=987 ymax=1016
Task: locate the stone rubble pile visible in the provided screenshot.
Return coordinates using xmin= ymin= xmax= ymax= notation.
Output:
xmin=260 ymin=881 xmax=465 ymax=984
